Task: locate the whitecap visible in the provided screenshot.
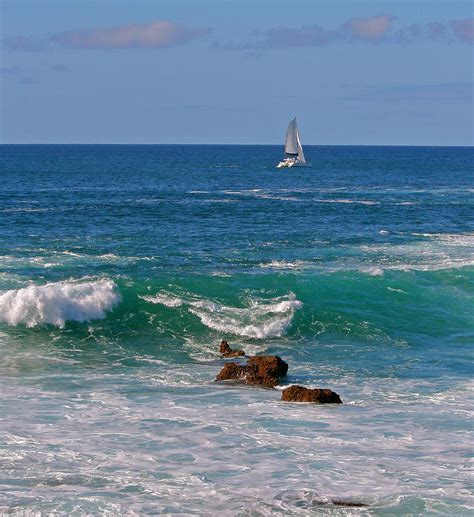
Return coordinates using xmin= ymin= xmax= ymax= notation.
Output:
xmin=98 ymin=253 xmax=120 ymax=260
xmin=0 ymin=279 xmax=120 ymax=328
xmin=259 ymin=260 xmax=308 ymax=270
xmin=2 ymin=207 xmax=49 ymax=212
xmin=188 ymin=293 xmax=302 ymax=339
xmin=139 ymin=292 xmax=184 ymax=308
xmin=314 ymin=198 xmax=379 ymax=205
xmin=140 ymin=290 xmax=302 ymax=339
xmin=360 ymin=266 xmax=384 ymax=276
xmin=387 ymin=287 xmax=407 ymax=294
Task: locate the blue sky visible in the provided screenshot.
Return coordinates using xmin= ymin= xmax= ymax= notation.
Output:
xmin=1 ymin=0 xmax=473 ymax=145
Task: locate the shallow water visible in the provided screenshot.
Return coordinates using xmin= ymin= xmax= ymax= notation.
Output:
xmin=0 ymin=145 xmax=473 ymax=515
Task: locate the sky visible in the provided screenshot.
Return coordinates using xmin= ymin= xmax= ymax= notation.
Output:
xmin=0 ymin=0 xmax=473 ymax=145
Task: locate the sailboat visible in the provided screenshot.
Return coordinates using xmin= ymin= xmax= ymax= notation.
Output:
xmin=277 ymin=117 xmax=306 ymax=168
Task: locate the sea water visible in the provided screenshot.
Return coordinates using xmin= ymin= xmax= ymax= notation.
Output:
xmin=0 ymin=144 xmax=472 ymax=515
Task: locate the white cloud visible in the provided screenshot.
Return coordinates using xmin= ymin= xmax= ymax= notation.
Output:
xmin=451 ymin=18 xmax=474 ymax=43
xmin=236 ymin=15 xmax=474 ymax=49
xmin=344 ymin=15 xmax=394 ymax=42
xmin=51 ymin=20 xmax=210 ymax=50
xmin=3 ymin=20 xmax=210 ymax=52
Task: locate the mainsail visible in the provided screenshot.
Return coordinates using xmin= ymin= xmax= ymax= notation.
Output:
xmin=284 ymin=118 xmax=299 ymax=156
xmin=284 ymin=117 xmax=306 ymax=163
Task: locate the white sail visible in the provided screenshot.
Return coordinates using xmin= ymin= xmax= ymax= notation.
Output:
xmin=277 ymin=117 xmax=306 ymax=168
xmin=296 ymin=131 xmax=306 ymax=163
xmin=284 ymin=117 xmax=299 ymax=155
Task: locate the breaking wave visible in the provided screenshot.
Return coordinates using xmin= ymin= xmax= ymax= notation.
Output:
xmin=259 ymin=260 xmax=308 ymax=270
xmin=0 ymin=279 xmax=120 ymax=328
xmin=142 ymin=291 xmax=302 ymax=339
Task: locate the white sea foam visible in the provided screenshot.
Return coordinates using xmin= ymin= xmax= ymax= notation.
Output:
xmin=360 ymin=266 xmax=385 ymax=276
xmin=0 ymin=279 xmax=120 ymax=328
xmin=2 ymin=207 xmax=49 ymax=212
xmin=387 ymin=287 xmax=407 ymax=294
xmin=314 ymin=198 xmax=379 ymax=205
xmin=421 ymin=232 xmax=474 ymax=247
xmin=139 ymin=292 xmax=184 ymax=307
xmin=354 ymin=233 xmax=474 ymax=273
xmin=61 ymin=250 xmax=84 ymax=257
xmin=98 ymin=253 xmax=120 ymax=260
xmin=141 ymin=290 xmax=302 ymax=339
xmin=259 ymin=260 xmax=308 ymax=270
xmin=188 ymin=294 xmax=302 ymax=339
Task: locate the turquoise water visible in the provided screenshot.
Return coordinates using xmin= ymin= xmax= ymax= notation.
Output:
xmin=0 ymin=145 xmax=473 ymax=515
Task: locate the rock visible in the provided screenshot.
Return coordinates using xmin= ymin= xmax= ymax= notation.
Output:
xmin=246 ymin=356 xmax=288 ymax=387
xmin=281 ymin=385 xmax=342 ymax=404
xmin=332 ymin=500 xmax=368 ymax=507
xmin=216 ymin=355 xmax=289 ymax=388
xmin=215 ymin=362 xmax=247 ymax=382
xmin=219 ymin=340 xmax=245 ymax=358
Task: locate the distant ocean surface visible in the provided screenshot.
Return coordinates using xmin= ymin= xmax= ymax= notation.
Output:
xmin=0 ymin=144 xmax=473 ymax=515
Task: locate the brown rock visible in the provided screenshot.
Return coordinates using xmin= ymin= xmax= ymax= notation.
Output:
xmin=215 ymin=362 xmax=247 ymax=382
xmin=281 ymin=385 xmax=342 ymax=404
xmin=215 ymin=355 xmax=288 ymax=388
xmin=219 ymin=340 xmax=245 ymax=358
xmin=246 ymin=356 xmax=288 ymax=387
xmin=332 ymin=500 xmax=368 ymax=507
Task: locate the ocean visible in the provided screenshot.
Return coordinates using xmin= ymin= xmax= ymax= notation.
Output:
xmin=0 ymin=144 xmax=472 ymax=515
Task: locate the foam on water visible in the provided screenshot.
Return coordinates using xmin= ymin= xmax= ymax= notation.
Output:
xmin=314 ymin=198 xmax=379 ymax=205
xmin=189 ymin=295 xmax=302 ymax=339
xmin=0 ymin=279 xmax=120 ymax=328
xmin=259 ymin=260 xmax=309 ymax=270
xmin=1 ymin=364 xmax=471 ymax=515
xmin=141 ymin=290 xmax=302 ymax=339
xmin=139 ymin=292 xmax=184 ymax=308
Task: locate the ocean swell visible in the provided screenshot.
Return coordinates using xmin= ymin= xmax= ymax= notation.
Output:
xmin=0 ymin=279 xmax=120 ymax=328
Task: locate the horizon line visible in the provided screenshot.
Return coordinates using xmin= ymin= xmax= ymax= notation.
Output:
xmin=1 ymin=143 xmax=473 ymax=148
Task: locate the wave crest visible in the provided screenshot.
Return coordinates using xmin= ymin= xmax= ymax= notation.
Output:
xmin=190 ymin=294 xmax=303 ymax=339
xmin=0 ymin=279 xmax=120 ymax=328
xmin=142 ymin=290 xmax=302 ymax=339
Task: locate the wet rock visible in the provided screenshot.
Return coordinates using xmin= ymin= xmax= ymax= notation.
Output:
xmin=332 ymin=500 xmax=368 ymax=507
xmin=215 ymin=362 xmax=247 ymax=382
xmin=216 ymin=355 xmax=288 ymax=388
xmin=281 ymin=385 xmax=342 ymax=404
xmin=219 ymin=340 xmax=245 ymax=358
xmin=246 ymin=356 xmax=288 ymax=387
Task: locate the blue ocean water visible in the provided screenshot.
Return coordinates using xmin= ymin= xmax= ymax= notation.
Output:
xmin=0 ymin=144 xmax=473 ymax=515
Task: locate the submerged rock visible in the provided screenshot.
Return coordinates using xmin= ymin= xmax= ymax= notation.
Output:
xmin=332 ymin=500 xmax=368 ymax=507
xmin=216 ymin=355 xmax=288 ymax=387
xmin=281 ymin=385 xmax=342 ymax=404
xmin=219 ymin=340 xmax=245 ymax=358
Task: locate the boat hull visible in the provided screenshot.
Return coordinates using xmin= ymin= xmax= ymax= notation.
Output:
xmin=276 ymin=159 xmax=305 ymax=168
